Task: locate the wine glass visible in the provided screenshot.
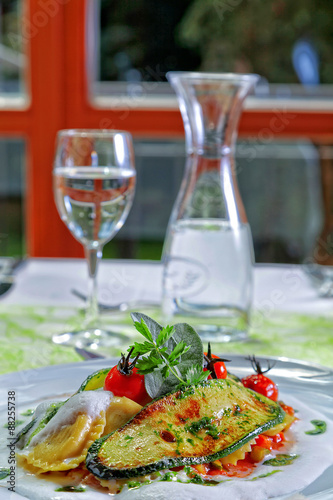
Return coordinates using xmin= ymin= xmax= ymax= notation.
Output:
xmin=52 ymin=129 xmax=136 ymax=348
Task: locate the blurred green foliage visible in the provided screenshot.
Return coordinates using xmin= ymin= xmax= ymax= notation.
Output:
xmin=100 ymin=0 xmax=333 ymax=84
xmin=177 ymin=0 xmax=333 ymax=83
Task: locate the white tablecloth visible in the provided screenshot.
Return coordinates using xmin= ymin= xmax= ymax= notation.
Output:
xmin=3 ymin=258 xmax=333 ymax=315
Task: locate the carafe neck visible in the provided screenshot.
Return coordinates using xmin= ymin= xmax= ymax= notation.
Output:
xmin=168 ymin=72 xmax=259 ymax=156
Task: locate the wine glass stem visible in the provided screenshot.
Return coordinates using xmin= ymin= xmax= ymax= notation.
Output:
xmin=84 ymin=246 xmax=102 ymax=327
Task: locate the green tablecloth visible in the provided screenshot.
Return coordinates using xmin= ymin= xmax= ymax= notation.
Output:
xmin=0 ymin=304 xmax=333 ymax=374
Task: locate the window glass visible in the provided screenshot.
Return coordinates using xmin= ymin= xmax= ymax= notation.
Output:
xmin=98 ymin=0 xmax=199 ymax=83
xmin=236 ymin=139 xmax=324 ymax=264
xmin=104 ymin=138 xmax=327 ymax=264
xmin=0 ymin=137 xmax=25 ymax=257
xmin=104 ymin=139 xmax=185 ymax=260
xmin=0 ymin=0 xmax=25 ymax=95
xmin=94 ymin=0 xmax=333 ymax=99
xmin=0 ymin=136 xmax=324 ymax=263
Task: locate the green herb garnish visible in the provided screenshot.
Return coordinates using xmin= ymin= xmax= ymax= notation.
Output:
xmin=129 ymin=313 xmax=208 ymax=398
xmin=305 ymin=419 xmax=327 ymax=435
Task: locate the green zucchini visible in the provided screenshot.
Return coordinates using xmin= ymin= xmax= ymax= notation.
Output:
xmin=86 ymin=379 xmax=285 ymax=479
xmin=226 ymin=372 xmax=241 ymax=384
xmin=76 ymin=368 xmax=111 ymax=392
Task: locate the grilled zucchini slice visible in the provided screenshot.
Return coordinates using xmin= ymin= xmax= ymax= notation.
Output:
xmin=86 ymin=379 xmax=284 ymax=479
xmin=77 ymin=368 xmax=111 ymax=392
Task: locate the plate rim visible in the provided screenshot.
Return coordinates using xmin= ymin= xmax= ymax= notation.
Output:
xmin=0 ymin=353 xmax=332 ymax=387
xmin=1 ymin=355 xmax=333 ymax=500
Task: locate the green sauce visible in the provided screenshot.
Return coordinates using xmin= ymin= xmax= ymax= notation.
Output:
xmin=21 ymin=409 xmax=35 ymax=417
xmin=0 ymin=468 xmax=11 ymax=480
xmin=55 ymin=486 xmax=85 ymax=492
xmin=160 ymin=471 xmax=177 ymax=482
xmin=185 ymin=474 xmax=219 ymax=486
xmin=264 ymin=454 xmax=299 ymax=466
xmin=4 ymin=420 xmax=24 ymax=428
xmin=127 ymin=480 xmax=151 ymax=490
xmin=305 ymin=419 xmax=327 ymax=435
xmin=185 ymin=416 xmax=220 ymax=440
xmin=249 ymin=470 xmax=282 ymax=481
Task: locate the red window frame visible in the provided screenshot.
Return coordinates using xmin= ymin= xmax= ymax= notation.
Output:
xmin=1 ymin=0 xmax=333 ymax=258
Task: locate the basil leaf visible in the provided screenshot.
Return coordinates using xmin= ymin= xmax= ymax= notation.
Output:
xmin=172 ymin=322 xmax=203 ymax=375
xmin=144 ymin=370 xmax=167 ymax=398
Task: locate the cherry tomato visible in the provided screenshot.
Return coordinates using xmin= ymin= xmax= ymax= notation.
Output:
xmin=204 ymin=353 xmax=228 ymax=379
xmin=204 ymin=344 xmax=229 ymax=379
xmin=242 ymin=356 xmax=278 ymax=401
xmin=104 ymin=365 xmax=151 ymax=406
xmin=241 ymin=373 xmax=278 ymax=401
xmin=103 ymin=349 xmax=151 ymax=406
xmin=213 ymin=360 xmax=228 ymax=379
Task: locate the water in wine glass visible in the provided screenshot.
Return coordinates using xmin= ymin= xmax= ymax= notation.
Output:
xmin=54 ymin=166 xmax=136 ymax=248
xmin=51 ymin=129 xmax=136 ymax=349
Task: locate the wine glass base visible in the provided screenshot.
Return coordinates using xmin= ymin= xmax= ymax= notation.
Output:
xmin=52 ymin=327 xmax=129 ymax=348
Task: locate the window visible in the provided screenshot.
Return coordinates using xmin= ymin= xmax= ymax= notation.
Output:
xmin=0 ymin=0 xmax=332 ymax=264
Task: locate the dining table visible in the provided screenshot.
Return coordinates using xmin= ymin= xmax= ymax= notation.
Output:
xmin=0 ymin=257 xmax=333 ymax=375
xmin=1 ymin=257 xmax=333 ymax=500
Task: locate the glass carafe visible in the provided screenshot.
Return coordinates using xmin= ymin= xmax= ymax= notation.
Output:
xmin=162 ymin=72 xmax=259 ymax=342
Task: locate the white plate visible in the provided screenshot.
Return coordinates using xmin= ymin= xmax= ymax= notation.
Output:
xmin=0 ymin=355 xmax=333 ymax=500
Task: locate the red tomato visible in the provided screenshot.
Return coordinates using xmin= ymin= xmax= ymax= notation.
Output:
xmin=204 ymin=349 xmax=228 ymax=380
xmin=241 ymin=373 xmax=278 ymax=401
xmin=207 ymin=468 xmax=223 ymax=476
xmin=213 ymin=360 xmax=228 ymax=379
xmin=255 ymin=432 xmax=285 ymax=454
xmin=104 ymin=365 xmax=151 ymax=406
xmin=255 ymin=434 xmax=273 ymax=450
xmin=271 ymin=432 xmax=284 ymax=445
xmin=207 ymin=457 xmax=256 ymax=478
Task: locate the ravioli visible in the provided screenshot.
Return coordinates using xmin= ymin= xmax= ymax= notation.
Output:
xmin=219 ymin=439 xmax=255 ymax=465
xmin=17 ymin=391 xmax=141 ymax=474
